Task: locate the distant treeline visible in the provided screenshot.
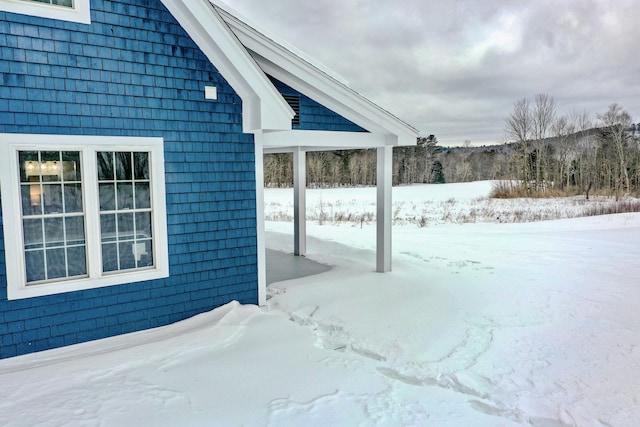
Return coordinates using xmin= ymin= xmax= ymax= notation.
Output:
xmin=263 ymin=140 xmax=509 ymax=188
xmin=264 ymin=135 xmax=451 ymax=188
xmin=264 ymin=97 xmax=640 ymax=198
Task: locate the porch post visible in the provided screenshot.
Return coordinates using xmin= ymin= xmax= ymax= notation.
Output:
xmin=293 ymin=147 xmax=307 ymax=256
xmin=376 ymin=145 xmax=393 ymax=272
xmin=253 ymin=132 xmax=268 ymax=306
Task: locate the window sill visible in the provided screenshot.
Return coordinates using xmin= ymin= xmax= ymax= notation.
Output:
xmin=7 ymin=267 xmax=169 ymax=300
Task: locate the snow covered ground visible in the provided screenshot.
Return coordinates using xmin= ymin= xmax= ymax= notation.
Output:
xmin=1 ymin=182 xmax=639 ymax=426
xmin=266 ymin=181 xmax=640 ymax=225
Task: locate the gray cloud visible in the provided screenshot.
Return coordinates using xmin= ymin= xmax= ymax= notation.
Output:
xmin=224 ymin=0 xmax=640 ymax=145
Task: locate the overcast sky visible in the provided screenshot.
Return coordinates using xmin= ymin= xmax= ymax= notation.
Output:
xmin=223 ymin=0 xmax=640 ymax=146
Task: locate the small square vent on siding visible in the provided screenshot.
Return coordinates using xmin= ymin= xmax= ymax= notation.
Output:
xmin=283 ymin=95 xmax=300 ymax=127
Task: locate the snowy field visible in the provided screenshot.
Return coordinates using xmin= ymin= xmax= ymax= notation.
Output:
xmin=1 ymin=182 xmax=640 ymax=426
xmin=266 ymin=181 xmax=640 ymax=225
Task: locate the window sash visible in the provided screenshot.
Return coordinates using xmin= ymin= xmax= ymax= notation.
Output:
xmin=18 ymin=150 xmax=88 ymax=285
xmin=97 ymin=151 xmax=155 ymax=273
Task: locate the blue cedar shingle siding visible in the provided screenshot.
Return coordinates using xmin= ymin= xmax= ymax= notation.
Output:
xmin=0 ymin=0 xmax=365 ymax=359
xmin=0 ymin=0 xmax=260 ymax=358
xmin=269 ymin=77 xmax=366 ymax=132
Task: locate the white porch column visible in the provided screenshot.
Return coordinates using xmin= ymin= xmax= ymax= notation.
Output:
xmin=376 ymin=145 xmax=393 ymax=272
xmin=253 ymin=132 xmax=268 ymax=306
xmin=293 ymin=147 xmax=307 ymax=256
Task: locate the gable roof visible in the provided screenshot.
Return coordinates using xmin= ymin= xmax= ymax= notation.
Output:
xmin=162 ymin=0 xmax=419 ymax=146
xmin=161 ymin=0 xmax=294 ymax=132
xmin=211 ymin=0 xmax=419 ymax=146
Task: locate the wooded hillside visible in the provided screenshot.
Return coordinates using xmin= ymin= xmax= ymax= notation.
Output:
xmin=264 ymin=97 xmax=640 ymax=197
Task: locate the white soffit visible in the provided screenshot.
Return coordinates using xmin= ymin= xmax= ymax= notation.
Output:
xmin=211 ymin=0 xmax=419 ymax=146
xmin=161 ymin=0 xmax=294 ymax=132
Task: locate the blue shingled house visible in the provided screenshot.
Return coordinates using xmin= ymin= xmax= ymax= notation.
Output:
xmin=0 ymin=0 xmax=418 ymax=358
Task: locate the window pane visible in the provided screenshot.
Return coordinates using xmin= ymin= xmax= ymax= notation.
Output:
xmin=19 ymin=151 xmax=39 ymax=183
xmin=41 ymin=151 xmax=61 ymax=183
xmin=117 ymin=212 xmax=134 ymax=238
xmin=99 ymin=183 xmax=116 ymax=211
xmin=135 ymin=240 xmax=153 ymax=267
xmin=44 ymin=217 xmax=64 ymax=248
xmin=21 ymin=184 xmax=42 ymax=216
xmin=102 ymin=243 xmax=118 ymax=272
xmin=100 ymin=214 xmax=116 ymax=242
xmin=135 ymin=182 xmax=150 ymax=209
xmin=115 ymin=152 xmax=132 ymax=180
xmin=116 ymin=182 xmax=133 ymax=210
xmin=46 ymin=248 xmax=66 ymax=279
xmin=62 ymin=151 xmax=81 ymax=181
xmin=52 ymin=0 xmax=74 ymax=7
xmin=134 ymin=152 xmax=149 ymax=180
xmin=65 ymin=216 xmax=85 ymax=245
xmin=63 ymin=183 xmax=83 ymax=213
xmin=67 ymin=246 xmax=87 ymax=277
xmin=118 ymin=242 xmax=136 ymax=270
xmin=135 ymin=212 xmax=152 ymax=238
xmin=97 ymin=152 xmax=114 ymax=181
xmin=23 ymin=218 xmax=44 ymax=249
xmin=43 ymin=184 xmax=63 ymax=214
xmin=25 ymin=250 xmax=46 ymax=283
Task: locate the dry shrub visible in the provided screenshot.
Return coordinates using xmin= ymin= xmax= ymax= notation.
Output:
xmin=490 ymin=181 xmax=529 ymax=198
xmin=584 ymin=200 xmax=640 ymax=216
xmin=490 ymin=181 xmax=583 ymax=199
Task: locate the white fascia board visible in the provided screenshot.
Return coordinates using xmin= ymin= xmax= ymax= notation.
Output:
xmin=211 ymin=0 xmax=350 ymax=86
xmin=262 ymin=130 xmax=392 ymax=153
xmin=256 ymin=54 xmax=417 ymax=143
xmin=161 ymin=0 xmax=293 ymax=132
xmin=214 ymin=5 xmax=419 ymax=144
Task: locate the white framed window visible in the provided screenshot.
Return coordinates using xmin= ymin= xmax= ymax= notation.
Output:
xmin=0 ymin=0 xmax=90 ymax=25
xmin=0 ymin=134 xmax=169 ymax=300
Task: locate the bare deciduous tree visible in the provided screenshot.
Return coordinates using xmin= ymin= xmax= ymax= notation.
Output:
xmin=505 ymin=98 xmax=533 ymax=188
xmin=531 ymin=94 xmax=557 ymax=191
xmin=598 ymin=103 xmax=633 ymax=199
xmin=552 ymin=115 xmax=573 ymax=189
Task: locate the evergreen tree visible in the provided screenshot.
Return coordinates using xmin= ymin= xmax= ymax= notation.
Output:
xmin=431 ymin=160 xmax=445 ymax=183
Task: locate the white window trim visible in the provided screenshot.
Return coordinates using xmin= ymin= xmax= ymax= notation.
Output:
xmin=0 ymin=0 xmax=90 ymax=25
xmin=0 ymin=134 xmax=169 ymax=300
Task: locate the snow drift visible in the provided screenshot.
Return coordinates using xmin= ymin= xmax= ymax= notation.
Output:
xmin=1 ymin=181 xmax=639 ymax=426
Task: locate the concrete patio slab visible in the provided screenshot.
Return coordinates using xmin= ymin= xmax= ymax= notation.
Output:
xmin=266 ymin=249 xmax=331 ymax=285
